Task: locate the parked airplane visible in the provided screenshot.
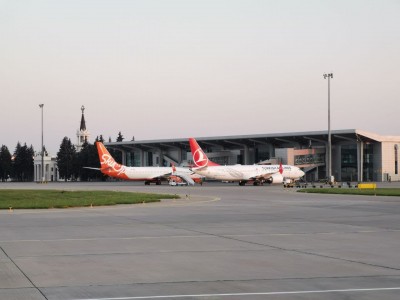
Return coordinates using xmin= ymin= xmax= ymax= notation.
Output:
xmin=189 ymin=138 xmax=305 ymax=186
xmin=93 ymin=142 xmax=202 ymax=185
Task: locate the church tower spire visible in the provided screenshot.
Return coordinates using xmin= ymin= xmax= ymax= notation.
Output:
xmin=76 ymin=105 xmax=90 ymax=152
xmin=80 ymin=105 xmax=87 ymax=131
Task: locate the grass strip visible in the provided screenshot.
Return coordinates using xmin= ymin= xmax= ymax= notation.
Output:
xmin=0 ymin=190 xmax=180 ymax=209
xmin=298 ymin=188 xmax=400 ymax=197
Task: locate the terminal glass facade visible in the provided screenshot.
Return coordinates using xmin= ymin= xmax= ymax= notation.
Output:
xmin=213 ymin=156 xmax=229 ymax=165
xmin=341 ymin=144 xmax=374 ymax=182
xmin=363 ymin=143 xmax=374 ymax=181
xmin=125 ymin=151 xmax=141 ymax=167
xmin=255 ymin=148 xmax=270 ymax=163
xmin=341 ymin=145 xmax=357 ymax=181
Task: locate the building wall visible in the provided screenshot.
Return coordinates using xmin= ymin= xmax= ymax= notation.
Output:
xmin=381 ymin=142 xmax=400 ymax=181
xmin=34 ymin=155 xmax=59 ymax=182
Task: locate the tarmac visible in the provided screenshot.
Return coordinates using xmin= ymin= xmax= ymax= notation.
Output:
xmin=1 ymin=181 xmax=400 ymax=300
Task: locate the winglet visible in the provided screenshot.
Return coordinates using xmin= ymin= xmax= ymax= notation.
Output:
xmin=189 ymin=138 xmax=220 ymax=167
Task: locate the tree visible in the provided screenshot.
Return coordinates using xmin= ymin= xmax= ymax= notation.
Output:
xmin=96 ymin=135 xmax=105 ymax=143
xmin=27 ymin=145 xmax=35 ymax=181
xmin=12 ymin=142 xmax=21 ymax=180
xmin=116 ymin=131 xmax=124 ymax=142
xmin=112 ymin=131 xmax=124 ymax=163
xmin=57 ymin=137 xmax=77 ymax=181
xmin=12 ymin=142 xmax=34 ymax=181
xmin=0 ymin=145 xmax=12 ymax=182
xmin=77 ymin=141 xmax=101 ymax=181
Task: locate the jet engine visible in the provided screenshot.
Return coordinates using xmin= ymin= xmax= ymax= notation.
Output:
xmin=266 ymin=173 xmax=284 ymax=184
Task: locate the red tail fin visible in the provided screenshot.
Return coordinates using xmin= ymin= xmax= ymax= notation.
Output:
xmin=279 ymin=162 xmax=283 ymax=174
xmin=96 ymin=142 xmax=127 ymax=178
xmin=189 ymin=138 xmax=220 ymax=167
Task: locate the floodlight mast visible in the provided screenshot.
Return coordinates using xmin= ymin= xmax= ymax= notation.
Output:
xmin=323 ymin=73 xmax=333 ymax=182
xmin=39 ymin=104 xmax=44 ymax=182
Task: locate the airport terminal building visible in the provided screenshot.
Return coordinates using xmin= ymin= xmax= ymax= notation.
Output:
xmin=105 ymin=129 xmax=400 ymax=183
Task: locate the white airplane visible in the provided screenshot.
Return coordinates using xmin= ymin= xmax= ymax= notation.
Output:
xmin=93 ymin=142 xmax=202 ymax=185
xmin=189 ymin=138 xmax=305 ymax=186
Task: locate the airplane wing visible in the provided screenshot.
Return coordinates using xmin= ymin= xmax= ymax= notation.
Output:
xmin=146 ymin=173 xmax=195 ymax=185
xmin=249 ymin=171 xmax=277 ymax=181
xmin=168 ymin=165 xmax=195 ymax=185
xmin=172 ymin=172 xmax=195 ymax=185
xmin=83 ymin=167 xmax=101 ymax=171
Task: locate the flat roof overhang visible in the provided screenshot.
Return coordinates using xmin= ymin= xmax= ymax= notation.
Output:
xmin=104 ymin=129 xmax=395 ymax=152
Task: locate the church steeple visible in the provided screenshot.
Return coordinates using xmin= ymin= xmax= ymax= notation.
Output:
xmin=76 ymin=105 xmax=90 ymax=152
xmin=80 ymin=105 xmax=87 ymax=131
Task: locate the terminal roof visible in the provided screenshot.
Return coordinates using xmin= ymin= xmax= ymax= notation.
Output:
xmin=104 ymin=129 xmax=400 ymax=152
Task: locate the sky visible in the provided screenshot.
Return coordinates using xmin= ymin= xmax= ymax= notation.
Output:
xmin=1 ymin=0 xmax=399 ymax=155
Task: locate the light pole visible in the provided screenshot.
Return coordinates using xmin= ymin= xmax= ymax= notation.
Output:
xmin=323 ymin=73 xmax=333 ymax=182
xmin=39 ymin=104 xmax=44 ymax=182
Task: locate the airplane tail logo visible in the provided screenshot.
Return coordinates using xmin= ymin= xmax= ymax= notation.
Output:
xmin=189 ymin=138 xmax=220 ymax=168
xmin=279 ymin=163 xmax=283 ymax=174
xmin=96 ymin=142 xmax=127 ymax=177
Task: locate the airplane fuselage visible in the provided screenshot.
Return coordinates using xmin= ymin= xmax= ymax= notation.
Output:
xmin=95 ymin=142 xmax=201 ymax=185
xmin=193 ymin=165 xmax=304 ymax=181
xmin=120 ymin=166 xmax=195 ymax=181
xmin=188 ymin=137 xmax=305 ymax=185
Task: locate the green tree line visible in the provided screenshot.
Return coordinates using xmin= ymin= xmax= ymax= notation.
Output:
xmin=0 ymin=132 xmax=124 ymax=182
xmin=0 ymin=143 xmax=34 ymax=182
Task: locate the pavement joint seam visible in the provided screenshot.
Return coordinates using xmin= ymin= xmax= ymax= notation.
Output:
xmin=85 ymin=208 xmax=400 ymax=273
xmin=21 ymin=275 xmax=400 ymax=290
xmin=160 ymin=226 xmax=400 ymax=273
xmin=0 ymin=246 xmax=49 ymax=299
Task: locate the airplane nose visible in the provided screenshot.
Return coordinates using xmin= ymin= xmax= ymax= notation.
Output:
xmin=299 ymin=169 xmax=305 ymax=177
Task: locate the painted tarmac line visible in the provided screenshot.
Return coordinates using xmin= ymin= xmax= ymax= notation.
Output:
xmin=72 ymin=287 xmax=400 ymax=300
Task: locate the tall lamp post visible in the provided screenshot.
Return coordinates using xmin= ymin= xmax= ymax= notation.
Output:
xmin=39 ymin=104 xmax=44 ymax=182
xmin=323 ymin=73 xmax=333 ymax=182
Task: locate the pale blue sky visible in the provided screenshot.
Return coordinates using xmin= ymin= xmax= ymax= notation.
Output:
xmin=1 ymin=0 xmax=399 ymax=154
